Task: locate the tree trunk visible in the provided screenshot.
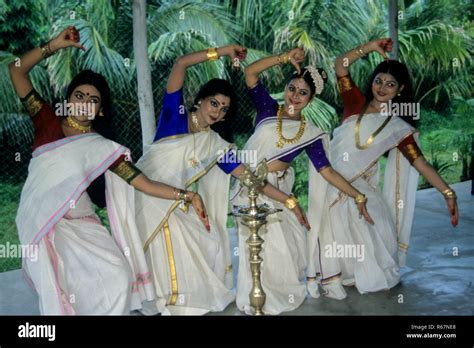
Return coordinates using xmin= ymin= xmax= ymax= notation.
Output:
xmin=388 ymin=0 xmax=399 ymax=60
xmin=133 ymin=0 xmax=155 ymax=150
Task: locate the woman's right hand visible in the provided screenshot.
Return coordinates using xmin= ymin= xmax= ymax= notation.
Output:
xmin=220 ymin=44 xmax=247 ymax=66
xmin=286 ymin=47 xmax=305 ymax=74
xmin=189 ymin=192 xmax=211 ymax=232
xmin=365 ymin=38 xmax=393 ymax=60
xmin=49 ymin=26 xmax=86 ymax=52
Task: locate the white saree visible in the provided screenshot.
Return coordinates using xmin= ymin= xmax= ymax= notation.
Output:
xmin=231 ymin=117 xmax=328 ymax=315
xmin=16 ymin=133 xmax=154 ymax=315
xmin=308 ymin=113 xmax=420 ymax=294
xmin=117 ymin=130 xmax=235 ymax=315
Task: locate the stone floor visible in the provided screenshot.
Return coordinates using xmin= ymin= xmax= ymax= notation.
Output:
xmin=1 ymin=181 xmax=472 ymax=315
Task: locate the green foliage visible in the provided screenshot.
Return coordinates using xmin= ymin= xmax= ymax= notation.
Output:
xmin=292 ymin=152 xmax=309 ymax=211
xmin=0 ymin=183 xmax=22 ymax=272
xmin=0 ymin=1 xmax=472 ymax=274
xmin=0 ymin=0 xmax=47 ymax=55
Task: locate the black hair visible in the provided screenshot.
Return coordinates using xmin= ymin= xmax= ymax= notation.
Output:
xmin=365 ymin=60 xmax=417 ymax=127
xmin=189 ymin=78 xmax=237 ymax=142
xmin=66 ymin=69 xmax=114 ymax=208
xmin=287 ymin=67 xmax=328 ymax=98
xmin=66 ymin=69 xmax=115 ymax=141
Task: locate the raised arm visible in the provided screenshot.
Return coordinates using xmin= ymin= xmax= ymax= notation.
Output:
xmin=244 ymin=47 xmax=305 ymax=88
xmin=166 ymin=45 xmax=247 ymax=94
xmin=9 ymin=26 xmax=85 ymax=99
xmin=335 ymin=38 xmax=392 ymax=77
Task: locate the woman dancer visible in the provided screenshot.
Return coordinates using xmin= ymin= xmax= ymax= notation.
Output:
xmin=10 ymin=26 xmax=209 ymax=314
xmin=309 ymin=38 xmax=459 ymax=296
xmin=126 ymin=46 xmax=309 ymax=315
xmin=232 ymin=47 xmax=374 ymax=315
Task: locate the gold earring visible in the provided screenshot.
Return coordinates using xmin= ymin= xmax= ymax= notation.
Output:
xmin=98 ymin=110 xmax=104 ymax=117
xmin=397 ymin=93 xmax=401 ymax=96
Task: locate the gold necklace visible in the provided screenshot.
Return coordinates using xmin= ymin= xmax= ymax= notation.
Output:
xmin=189 ymin=133 xmax=199 ymax=168
xmin=355 ymin=104 xmax=392 ymax=150
xmin=66 ymin=116 xmax=92 ymax=133
xmin=276 ymin=105 xmax=306 ymax=148
xmin=191 ymin=111 xmax=209 ymax=132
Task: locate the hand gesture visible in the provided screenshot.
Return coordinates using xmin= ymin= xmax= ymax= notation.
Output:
xmin=356 ymin=201 xmax=375 ymax=225
xmin=50 ymin=26 xmax=86 ymax=52
xmin=366 ymin=38 xmax=393 ymax=60
xmin=287 ymin=47 xmax=305 ymax=74
xmin=222 ymin=44 xmax=247 ymax=70
xmin=292 ymin=203 xmax=311 ymax=230
xmin=446 ymin=197 xmax=459 ymax=227
xmin=189 ymin=192 xmax=211 ymax=232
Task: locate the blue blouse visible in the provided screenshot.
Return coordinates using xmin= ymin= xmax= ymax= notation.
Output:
xmin=153 ymin=89 xmax=240 ymax=174
xmin=248 ymin=82 xmax=331 ymax=172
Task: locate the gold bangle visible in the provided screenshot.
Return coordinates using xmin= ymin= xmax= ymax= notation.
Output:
xmin=442 ymin=188 xmax=457 ymax=200
xmin=284 ymin=194 xmax=298 ymax=210
xmin=355 ymin=46 xmax=366 ymax=58
xmin=207 ymin=47 xmax=219 ymax=61
xmin=40 ymin=42 xmax=53 ymax=59
xmin=277 ymin=53 xmax=289 ymax=65
xmin=354 ymin=194 xmax=367 ymax=204
xmin=176 ymin=189 xmax=187 ymax=202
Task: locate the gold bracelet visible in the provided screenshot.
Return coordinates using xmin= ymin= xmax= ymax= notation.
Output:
xmin=277 ymin=53 xmax=290 ymax=65
xmin=284 ymin=194 xmax=298 ymax=210
xmin=40 ymin=42 xmax=53 ymax=59
xmin=175 ymin=188 xmax=187 ymax=202
xmin=354 ymin=194 xmax=367 ymax=204
xmin=442 ymin=188 xmax=457 ymax=200
xmin=207 ymin=47 xmax=219 ymax=61
xmin=355 ymin=46 xmax=366 ymax=58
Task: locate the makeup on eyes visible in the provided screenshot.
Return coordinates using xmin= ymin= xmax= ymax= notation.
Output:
xmin=74 ymin=90 xmax=101 ymax=103
xmin=374 ymin=78 xmax=398 ymax=87
xmin=288 ymin=84 xmax=309 ymax=96
xmin=210 ymin=98 xmax=229 ymax=112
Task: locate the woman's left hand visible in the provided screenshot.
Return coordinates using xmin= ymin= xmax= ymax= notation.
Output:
xmin=189 ymin=193 xmax=211 ymax=232
xmin=446 ymin=197 xmax=459 ymax=227
xmin=292 ymin=204 xmax=311 ymax=230
xmin=356 ymin=202 xmax=375 ymax=225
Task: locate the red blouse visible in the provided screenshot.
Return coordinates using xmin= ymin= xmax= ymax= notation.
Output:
xmin=20 ymin=89 xmax=140 ymax=182
xmin=337 ymin=74 xmax=422 ymax=163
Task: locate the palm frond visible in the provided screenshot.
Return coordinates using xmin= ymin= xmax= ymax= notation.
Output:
xmin=148 ymin=31 xmax=228 ymax=99
xmin=0 ymin=52 xmax=53 ymax=113
xmin=46 ymin=19 xmax=131 ymax=97
xmin=148 ymin=1 xmax=239 ymax=46
xmin=0 ymin=113 xmax=33 ymax=144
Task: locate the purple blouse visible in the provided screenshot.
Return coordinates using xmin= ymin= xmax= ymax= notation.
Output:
xmin=248 ymin=82 xmax=331 ymax=172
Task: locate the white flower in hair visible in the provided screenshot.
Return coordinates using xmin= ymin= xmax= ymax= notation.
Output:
xmin=304 ymin=65 xmax=325 ymax=95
